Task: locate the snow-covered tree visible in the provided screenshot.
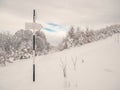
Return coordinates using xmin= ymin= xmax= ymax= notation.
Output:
xmin=59 ymin=24 xmax=120 ymax=51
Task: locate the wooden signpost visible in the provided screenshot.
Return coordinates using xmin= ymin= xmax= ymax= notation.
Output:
xmin=25 ymin=9 xmax=42 ymax=82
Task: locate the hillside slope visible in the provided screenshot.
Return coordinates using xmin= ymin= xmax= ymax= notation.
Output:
xmin=0 ymin=34 xmax=120 ymax=90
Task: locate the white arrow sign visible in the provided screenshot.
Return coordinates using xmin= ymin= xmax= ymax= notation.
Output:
xmin=25 ymin=22 xmax=43 ymax=30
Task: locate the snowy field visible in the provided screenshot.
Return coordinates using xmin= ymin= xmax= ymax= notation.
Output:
xmin=0 ymin=35 xmax=120 ymax=90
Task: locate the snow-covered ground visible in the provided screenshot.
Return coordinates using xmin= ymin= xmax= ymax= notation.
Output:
xmin=0 ymin=35 xmax=120 ymax=90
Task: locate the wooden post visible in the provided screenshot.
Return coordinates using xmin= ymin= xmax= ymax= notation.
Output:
xmin=33 ymin=9 xmax=36 ymax=82
xmin=25 ymin=9 xmax=42 ymax=82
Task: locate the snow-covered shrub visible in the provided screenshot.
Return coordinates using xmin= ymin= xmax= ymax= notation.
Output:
xmin=0 ymin=29 xmax=51 ymax=64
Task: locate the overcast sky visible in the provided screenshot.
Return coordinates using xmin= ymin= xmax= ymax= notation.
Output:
xmin=0 ymin=0 xmax=120 ymax=45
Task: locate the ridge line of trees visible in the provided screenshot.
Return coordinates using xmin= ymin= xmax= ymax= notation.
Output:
xmin=0 ymin=24 xmax=120 ymax=66
xmin=58 ymin=24 xmax=120 ymax=50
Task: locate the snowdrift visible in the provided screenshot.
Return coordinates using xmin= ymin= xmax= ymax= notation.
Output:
xmin=0 ymin=35 xmax=120 ymax=90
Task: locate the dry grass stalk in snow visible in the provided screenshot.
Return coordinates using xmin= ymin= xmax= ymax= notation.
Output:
xmin=71 ymin=56 xmax=78 ymax=70
xmin=60 ymin=58 xmax=67 ymax=78
xmin=60 ymin=57 xmax=71 ymax=88
xmin=82 ymin=59 xmax=84 ymax=63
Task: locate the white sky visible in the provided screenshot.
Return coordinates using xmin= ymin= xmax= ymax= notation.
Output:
xmin=0 ymin=0 xmax=120 ymax=45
